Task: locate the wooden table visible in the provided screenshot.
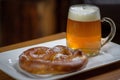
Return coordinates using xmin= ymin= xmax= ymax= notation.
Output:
xmin=0 ymin=32 xmax=120 ymax=80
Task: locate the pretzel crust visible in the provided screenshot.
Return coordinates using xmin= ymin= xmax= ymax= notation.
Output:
xmin=19 ymin=45 xmax=88 ymax=75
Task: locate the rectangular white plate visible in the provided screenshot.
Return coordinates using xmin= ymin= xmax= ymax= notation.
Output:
xmin=0 ymin=38 xmax=120 ymax=80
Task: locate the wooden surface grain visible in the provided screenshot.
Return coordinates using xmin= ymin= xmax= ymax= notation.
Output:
xmin=0 ymin=32 xmax=120 ymax=80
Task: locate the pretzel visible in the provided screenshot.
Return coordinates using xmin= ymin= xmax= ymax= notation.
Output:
xmin=19 ymin=45 xmax=88 ymax=75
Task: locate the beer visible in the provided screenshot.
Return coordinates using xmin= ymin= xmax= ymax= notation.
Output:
xmin=66 ymin=5 xmax=101 ymax=56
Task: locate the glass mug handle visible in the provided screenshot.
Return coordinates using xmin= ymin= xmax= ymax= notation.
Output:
xmin=101 ymin=17 xmax=116 ymax=47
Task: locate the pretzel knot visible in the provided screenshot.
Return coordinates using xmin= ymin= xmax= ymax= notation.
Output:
xmin=19 ymin=45 xmax=88 ymax=75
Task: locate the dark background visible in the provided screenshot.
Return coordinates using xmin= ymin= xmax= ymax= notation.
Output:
xmin=0 ymin=0 xmax=120 ymax=47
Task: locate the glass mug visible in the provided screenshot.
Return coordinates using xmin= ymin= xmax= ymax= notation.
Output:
xmin=66 ymin=4 xmax=116 ymax=56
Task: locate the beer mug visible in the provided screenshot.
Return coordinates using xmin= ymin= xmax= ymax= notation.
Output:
xmin=66 ymin=4 xmax=116 ymax=56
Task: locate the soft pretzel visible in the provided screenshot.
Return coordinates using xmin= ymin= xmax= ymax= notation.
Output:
xmin=19 ymin=45 xmax=88 ymax=75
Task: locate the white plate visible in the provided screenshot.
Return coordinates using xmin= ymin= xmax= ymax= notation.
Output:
xmin=0 ymin=39 xmax=120 ymax=80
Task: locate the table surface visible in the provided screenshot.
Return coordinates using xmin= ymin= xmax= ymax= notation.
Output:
xmin=0 ymin=32 xmax=120 ymax=80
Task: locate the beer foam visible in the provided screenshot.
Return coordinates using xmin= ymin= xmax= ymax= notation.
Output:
xmin=68 ymin=5 xmax=100 ymax=22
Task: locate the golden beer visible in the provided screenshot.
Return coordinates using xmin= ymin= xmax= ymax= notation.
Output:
xmin=66 ymin=5 xmax=101 ymax=56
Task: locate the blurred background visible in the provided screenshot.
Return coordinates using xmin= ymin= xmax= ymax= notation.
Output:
xmin=0 ymin=0 xmax=120 ymax=47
